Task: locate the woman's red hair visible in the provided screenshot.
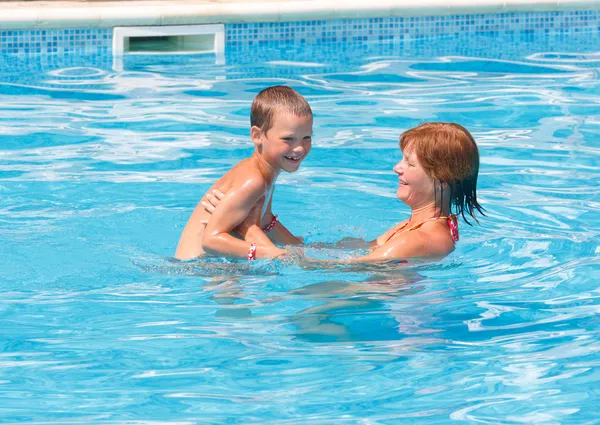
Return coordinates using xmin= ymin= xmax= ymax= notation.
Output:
xmin=400 ymin=122 xmax=485 ymax=224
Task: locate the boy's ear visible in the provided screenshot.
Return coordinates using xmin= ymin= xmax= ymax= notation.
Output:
xmin=250 ymin=126 xmax=263 ymax=148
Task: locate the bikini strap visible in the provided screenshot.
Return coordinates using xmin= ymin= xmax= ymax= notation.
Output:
xmin=447 ymin=215 xmax=459 ymax=242
xmin=385 ymin=215 xmax=459 ymax=243
xmin=403 ymin=215 xmax=451 ymax=232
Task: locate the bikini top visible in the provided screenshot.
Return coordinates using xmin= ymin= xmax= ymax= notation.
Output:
xmin=384 ymin=215 xmax=459 ymax=244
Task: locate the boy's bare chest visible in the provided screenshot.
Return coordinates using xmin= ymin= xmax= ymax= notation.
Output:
xmin=262 ymin=185 xmax=275 ymax=218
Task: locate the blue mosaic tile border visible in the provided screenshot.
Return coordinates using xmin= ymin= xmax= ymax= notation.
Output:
xmin=226 ymin=10 xmax=600 ymax=46
xmin=0 ymin=9 xmax=598 ymax=56
xmin=0 ymin=28 xmax=112 ymax=56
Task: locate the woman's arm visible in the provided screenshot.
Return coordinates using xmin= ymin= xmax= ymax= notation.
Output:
xmin=310 ymin=237 xmax=376 ymax=249
xmin=199 ymin=189 xmax=425 ymax=261
xmin=321 ymin=221 xmax=410 ymax=251
xmin=346 ymin=227 xmax=453 ymax=263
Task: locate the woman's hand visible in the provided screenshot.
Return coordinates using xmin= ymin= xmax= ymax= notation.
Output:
xmin=199 ymin=190 xmax=266 ymax=238
xmin=199 ymin=189 xmax=226 ymax=225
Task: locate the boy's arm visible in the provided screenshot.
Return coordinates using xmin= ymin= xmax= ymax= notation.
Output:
xmin=201 ymin=178 xmax=285 ymax=260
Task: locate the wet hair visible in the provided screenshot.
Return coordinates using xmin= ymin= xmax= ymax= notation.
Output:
xmin=250 ymin=86 xmax=312 ymax=133
xmin=400 ymin=122 xmax=485 ymax=225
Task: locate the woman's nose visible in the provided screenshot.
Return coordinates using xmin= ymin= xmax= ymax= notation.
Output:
xmin=393 ymin=161 xmax=402 ymax=174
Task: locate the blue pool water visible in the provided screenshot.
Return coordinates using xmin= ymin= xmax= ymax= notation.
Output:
xmin=1 ymin=27 xmax=600 ymax=424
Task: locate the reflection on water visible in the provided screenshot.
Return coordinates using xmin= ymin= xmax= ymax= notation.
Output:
xmin=288 ymin=272 xmax=426 ymax=343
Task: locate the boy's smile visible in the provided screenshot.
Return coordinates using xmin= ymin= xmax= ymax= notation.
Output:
xmin=283 ymin=152 xmax=305 ymax=164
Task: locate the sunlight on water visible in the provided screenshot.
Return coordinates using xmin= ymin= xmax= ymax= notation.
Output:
xmin=0 ymin=28 xmax=599 ymax=424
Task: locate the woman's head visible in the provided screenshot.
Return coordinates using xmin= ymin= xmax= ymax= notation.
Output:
xmin=396 ymin=122 xmax=484 ymax=224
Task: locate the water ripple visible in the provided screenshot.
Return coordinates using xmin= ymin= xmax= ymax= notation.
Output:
xmin=1 ymin=29 xmax=600 ymax=424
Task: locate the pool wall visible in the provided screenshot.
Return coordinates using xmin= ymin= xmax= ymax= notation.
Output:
xmin=1 ymin=8 xmax=599 ymax=57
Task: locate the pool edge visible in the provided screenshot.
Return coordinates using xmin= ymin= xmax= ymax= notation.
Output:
xmin=2 ymin=0 xmax=600 ymax=30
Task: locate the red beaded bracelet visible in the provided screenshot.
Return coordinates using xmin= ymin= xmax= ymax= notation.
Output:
xmin=247 ymin=243 xmax=257 ymax=261
xmin=263 ymin=215 xmax=278 ymax=233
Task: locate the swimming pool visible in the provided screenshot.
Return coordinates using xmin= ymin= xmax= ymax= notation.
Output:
xmin=1 ymin=12 xmax=600 ymax=424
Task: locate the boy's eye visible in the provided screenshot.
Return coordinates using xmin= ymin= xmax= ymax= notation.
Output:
xmin=282 ymin=137 xmax=294 ymax=142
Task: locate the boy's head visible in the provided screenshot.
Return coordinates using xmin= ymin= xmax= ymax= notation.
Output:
xmin=251 ymin=86 xmax=312 ymax=133
xmin=250 ymin=86 xmax=313 ymax=173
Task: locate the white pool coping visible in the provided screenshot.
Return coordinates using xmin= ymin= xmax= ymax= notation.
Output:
xmin=1 ymin=0 xmax=600 ymax=30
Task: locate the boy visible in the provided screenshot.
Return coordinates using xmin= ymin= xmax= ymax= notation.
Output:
xmin=175 ymin=86 xmax=312 ymax=260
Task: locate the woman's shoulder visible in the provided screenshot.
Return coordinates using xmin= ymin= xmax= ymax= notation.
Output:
xmin=383 ymin=220 xmax=455 ymax=258
xmin=415 ymin=220 xmax=456 ymax=256
xmin=376 ymin=220 xmax=409 ymax=246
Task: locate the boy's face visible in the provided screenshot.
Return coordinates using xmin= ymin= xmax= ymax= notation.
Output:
xmin=253 ymin=111 xmax=313 ymax=173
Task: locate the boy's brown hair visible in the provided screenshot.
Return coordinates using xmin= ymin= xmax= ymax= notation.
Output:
xmin=400 ymin=122 xmax=485 ymax=224
xmin=251 ymin=86 xmax=312 ymax=133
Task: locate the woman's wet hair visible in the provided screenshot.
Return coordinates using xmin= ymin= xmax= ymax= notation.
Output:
xmin=251 ymin=86 xmax=312 ymax=133
xmin=400 ymin=122 xmax=485 ymax=224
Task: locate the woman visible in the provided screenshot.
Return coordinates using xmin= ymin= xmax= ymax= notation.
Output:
xmin=200 ymin=122 xmax=484 ymax=262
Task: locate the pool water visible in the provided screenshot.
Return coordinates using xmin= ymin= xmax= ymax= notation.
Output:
xmin=1 ymin=28 xmax=599 ymax=424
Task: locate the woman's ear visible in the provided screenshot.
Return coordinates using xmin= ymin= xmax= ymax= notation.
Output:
xmin=435 ymin=179 xmax=452 ymax=204
xmin=251 ymin=126 xmax=263 ymax=151
xmin=435 ymin=179 xmax=448 ymax=192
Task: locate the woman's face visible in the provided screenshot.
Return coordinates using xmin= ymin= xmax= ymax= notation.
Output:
xmin=394 ymin=146 xmax=436 ymax=208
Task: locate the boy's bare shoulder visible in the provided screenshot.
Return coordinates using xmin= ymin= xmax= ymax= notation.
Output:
xmin=228 ymin=160 xmax=268 ymax=195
